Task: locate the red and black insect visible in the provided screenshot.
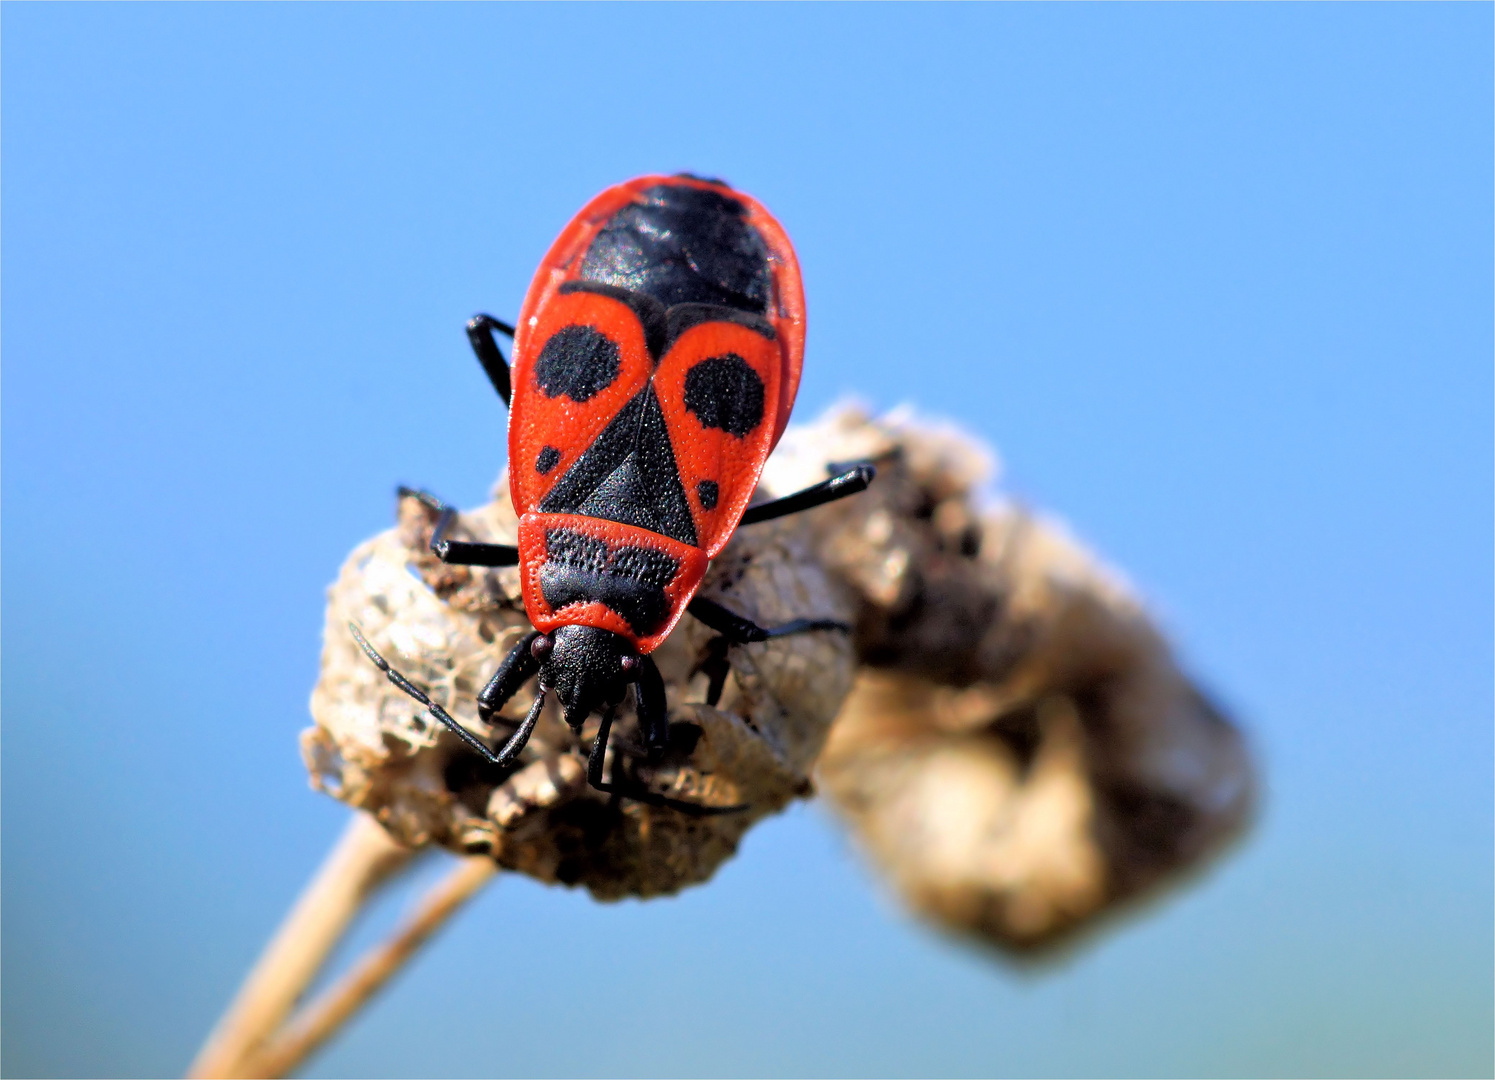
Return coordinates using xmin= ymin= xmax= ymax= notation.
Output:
xmin=352 ymin=174 xmax=873 ymax=812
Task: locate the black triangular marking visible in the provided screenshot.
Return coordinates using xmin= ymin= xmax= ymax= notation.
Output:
xmin=539 ymin=385 xmax=699 ymax=547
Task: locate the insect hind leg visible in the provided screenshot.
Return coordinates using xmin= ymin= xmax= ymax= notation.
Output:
xmin=466 ymin=314 xmax=515 ymax=407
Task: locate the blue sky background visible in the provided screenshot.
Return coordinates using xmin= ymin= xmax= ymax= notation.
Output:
xmin=3 ymin=5 xmax=1490 ymax=1077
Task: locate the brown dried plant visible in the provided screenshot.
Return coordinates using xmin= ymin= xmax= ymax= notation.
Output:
xmin=190 ymin=406 xmax=1253 ymax=1079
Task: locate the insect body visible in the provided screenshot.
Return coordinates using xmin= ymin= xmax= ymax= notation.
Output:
xmin=354 ymin=175 xmax=873 ymax=812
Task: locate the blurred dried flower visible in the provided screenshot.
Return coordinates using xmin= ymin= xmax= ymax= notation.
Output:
xmin=303 ymin=474 xmax=856 ymax=900
xmin=201 ymin=404 xmax=1259 ymax=1079
xmin=763 ymin=405 xmax=1255 ymax=949
xmin=303 ymin=404 xmax=1251 ymax=931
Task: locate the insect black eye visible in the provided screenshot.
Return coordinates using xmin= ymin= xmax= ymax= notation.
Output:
xmin=620 ymin=655 xmax=639 ymax=674
xmin=530 ymin=635 xmax=553 ymax=660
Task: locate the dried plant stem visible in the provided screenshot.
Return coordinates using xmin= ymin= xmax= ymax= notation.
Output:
xmin=188 ymin=813 xmax=413 ymax=1079
xmin=240 ymin=855 xmax=499 ymax=1080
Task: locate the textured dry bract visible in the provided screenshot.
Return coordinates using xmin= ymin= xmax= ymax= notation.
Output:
xmin=305 ymin=477 xmax=855 ymax=900
xmin=304 ymin=404 xmax=1253 ymax=942
xmin=763 ymin=406 xmax=1254 ymax=948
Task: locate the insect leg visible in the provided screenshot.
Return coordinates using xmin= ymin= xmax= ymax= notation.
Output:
xmin=348 ymin=622 xmax=504 ymax=766
xmin=635 ymin=656 xmax=670 ymax=756
xmin=584 ymin=706 xmax=747 ymax=817
xmin=585 ymin=707 xmax=618 ymax=793
xmin=491 ymin=688 xmax=547 ymax=767
xmin=686 ymin=596 xmax=849 ymax=645
xmin=476 ymin=631 xmax=542 ymax=726
xmin=693 ymin=636 xmax=732 ymax=708
xmin=738 ymin=463 xmax=875 ymax=526
xmin=398 ymin=486 xmax=520 ymax=567
xmin=466 ymin=314 xmax=515 ymax=408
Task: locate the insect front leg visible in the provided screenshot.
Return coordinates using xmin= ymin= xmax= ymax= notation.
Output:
xmin=585 ymin=707 xmax=618 ymax=794
xmin=474 ymin=631 xmax=549 ymax=766
xmin=476 ymin=630 xmax=542 ymax=725
xmin=635 ymin=656 xmax=671 ymax=757
xmin=584 ymin=702 xmax=746 ymax=817
xmin=491 ymin=688 xmax=548 ymax=767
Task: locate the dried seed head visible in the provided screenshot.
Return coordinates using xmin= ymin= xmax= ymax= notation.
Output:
xmin=304 ymin=475 xmax=856 ymax=900
xmin=761 ymin=405 xmax=1255 ymax=950
xmin=303 ymin=404 xmax=1254 ymax=938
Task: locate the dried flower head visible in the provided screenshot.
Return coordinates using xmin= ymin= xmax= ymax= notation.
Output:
xmin=762 ymin=406 xmax=1255 ymax=949
xmin=304 ymin=476 xmax=856 ymax=900
xmin=303 ymin=405 xmax=1253 ymax=939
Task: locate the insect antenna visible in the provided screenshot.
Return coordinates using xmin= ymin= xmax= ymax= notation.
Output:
xmin=348 ymin=622 xmax=505 ymax=766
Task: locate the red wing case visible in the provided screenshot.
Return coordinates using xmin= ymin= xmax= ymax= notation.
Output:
xmin=508 ymin=287 xmax=655 ymax=519
xmin=507 ymin=175 xmax=805 ymax=647
xmin=511 ymin=175 xmax=804 ymax=471
xmin=652 ymin=315 xmax=782 ymax=557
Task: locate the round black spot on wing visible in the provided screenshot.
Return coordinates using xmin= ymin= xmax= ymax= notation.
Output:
xmin=697 ymin=479 xmax=719 ymax=510
xmin=683 ymin=354 xmax=765 ymax=438
xmin=535 ymin=325 xmax=620 ymax=402
xmin=536 ymin=445 xmax=561 ymax=474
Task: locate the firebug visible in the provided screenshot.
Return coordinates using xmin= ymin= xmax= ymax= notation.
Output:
xmin=352 ymin=174 xmax=873 ymax=812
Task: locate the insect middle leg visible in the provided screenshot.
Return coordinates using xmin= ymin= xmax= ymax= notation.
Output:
xmin=738 ymin=463 xmax=875 ymax=526
xmin=695 ymin=636 xmax=734 ymax=709
xmin=686 ymin=595 xmax=849 ymax=644
xmin=398 ymin=487 xmax=519 ymax=567
xmin=686 ymin=596 xmax=851 ymax=707
xmin=695 ymin=460 xmax=871 ymax=692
